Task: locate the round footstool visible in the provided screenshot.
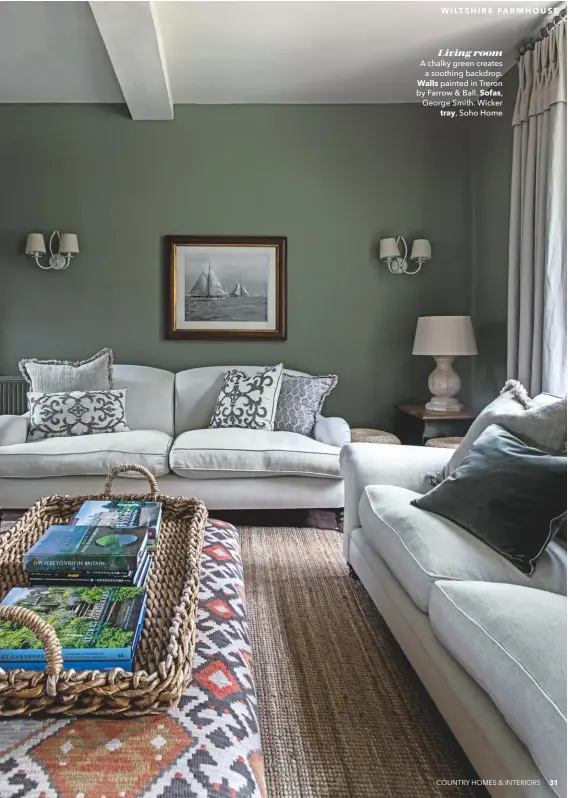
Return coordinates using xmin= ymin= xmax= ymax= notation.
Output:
xmin=350 ymin=428 xmax=401 ymax=445
xmin=425 ymin=436 xmax=464 ymax=449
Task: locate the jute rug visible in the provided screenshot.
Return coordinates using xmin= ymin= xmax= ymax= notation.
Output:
xmin=240 ymin=526 xmax=486 ymax=798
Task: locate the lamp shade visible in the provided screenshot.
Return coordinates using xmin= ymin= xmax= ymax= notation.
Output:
xmin=25 ymin=233 xmax=46 ymax=255
xmin=410 ymin=239 xmax=431 ymax=261
xmin=379 ymin=238 xmax=400 ymax=259
xmin=59 ymin=233 xmax=79 ymax=254
xmin=413 ymin=316 xmax=478 ymax=356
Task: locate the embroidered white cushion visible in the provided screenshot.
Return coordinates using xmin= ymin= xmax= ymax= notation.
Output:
xmin=27 ymin=389 xmax=129 ymax=441
xmin=209 ymin=364 xmax=284 ymax=431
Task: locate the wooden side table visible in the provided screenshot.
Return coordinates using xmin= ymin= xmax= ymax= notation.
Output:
xmin=395 ymin=403 xmax=475 ymax=446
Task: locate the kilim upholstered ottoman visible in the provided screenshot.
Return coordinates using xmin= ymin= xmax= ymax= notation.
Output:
xmin=0 ymin=520 xmax=266 ymax=798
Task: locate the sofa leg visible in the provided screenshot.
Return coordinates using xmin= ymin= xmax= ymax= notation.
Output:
xmin=348 ymin=564 xmax=360 ymax=581
xmin=335 ymin=508 xmax=344 ymax=534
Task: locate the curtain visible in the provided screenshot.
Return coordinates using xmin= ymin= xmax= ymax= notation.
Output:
xmin=508 ymin=21 xmax=567 ymax=396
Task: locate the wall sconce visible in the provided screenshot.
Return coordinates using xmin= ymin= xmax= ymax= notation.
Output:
xmin=379 ymin=237 xmax=431 ymax=275
xmin=25 ymin=231 xmax=80 ymax=270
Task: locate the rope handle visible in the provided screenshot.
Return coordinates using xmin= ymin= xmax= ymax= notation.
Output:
xmin=103 ymin=465 xmax=159 ymax=500
xmin=0 ymin=606 xmax=63 ymax=695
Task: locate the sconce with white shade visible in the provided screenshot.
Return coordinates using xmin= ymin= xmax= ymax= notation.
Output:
xmin=413 ymin=315 xmax=477 ymax=411
xmin=379 ymin=236 xmax=431 ymax=275
xmin=25 ymin=231 xmax=79 ymax=270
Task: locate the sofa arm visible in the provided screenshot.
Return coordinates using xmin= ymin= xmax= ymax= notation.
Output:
xmin=0 ymin=415 xmax=28 ymax=447
xmin=313 ymin=416 xmax=351 ymax=448
xmin=340 ymin=443 xmax=452 ymax=561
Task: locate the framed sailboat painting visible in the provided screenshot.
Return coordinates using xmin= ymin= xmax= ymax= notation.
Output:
xmin=166 ymin=235 xmax=287 ymax=340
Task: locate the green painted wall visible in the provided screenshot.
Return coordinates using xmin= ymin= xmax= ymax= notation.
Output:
xmin=470 ymin=68 xmax=517 ymax=409
xmin=0 ymin=104 xmax=473 ymax=427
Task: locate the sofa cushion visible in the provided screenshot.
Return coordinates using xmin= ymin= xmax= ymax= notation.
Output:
xmin=113 ymin=365 xmax=175 ymax=436
xmin=0 ymin=431 xmax=172 ymax=478
xmin=209 ymin=365 xmax=283 ymax=431
xmin=358 ymin=485 xmax=567 ymax=612
xmin=27 ymin=389 xmax=130 ymax=441
xmin=274 ymin=373 xmax=338 ymax=436
xmin=174 ymin=366 xmax=310 ymax=435
xmin=19 ymin=348 xmax=113 ymax=393
xmin=170 ymin=428 xmax=341 ymax=479
xmin=442 ymin=384 xmax=567 ymax=480
xmin=413 ymin=425 xmax=567 ymax=575
xmin=430 ymin=581 xmax=567 ymax=798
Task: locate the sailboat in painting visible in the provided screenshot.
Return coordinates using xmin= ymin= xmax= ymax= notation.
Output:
xmin=185 ymin=262 xmax=268 ymax=323
xmin=188 ymin=264 xmax=228 ymax=299
xmin=230 ymin=281 xmax=250 ymax=297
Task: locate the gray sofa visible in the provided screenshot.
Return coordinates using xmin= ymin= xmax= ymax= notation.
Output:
xmin=341 ymin=442 xmax=567 ymax=798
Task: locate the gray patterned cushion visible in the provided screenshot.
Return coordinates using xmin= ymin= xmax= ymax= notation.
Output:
xmin=27 ymin=389 xmax=129 ymax=441
xmin=275 ymin=373 xmax=338 ymax=436
xmin=19 ymin=348 xmax=113 ymax=393
xmin=209 ymin=365 xmax=283 ymax=431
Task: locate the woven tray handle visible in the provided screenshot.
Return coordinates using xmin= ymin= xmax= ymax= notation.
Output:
xmin=103 ymin=464 xmax=159 ymax=500
xmin=0 ymin=606 xmax=63 ymax=695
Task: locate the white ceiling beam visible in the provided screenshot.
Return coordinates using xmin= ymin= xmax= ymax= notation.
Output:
xmin=90 ymin=1 xmax=173 ymax=120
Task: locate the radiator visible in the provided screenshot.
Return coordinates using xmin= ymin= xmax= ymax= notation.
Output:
xmin=0 ymin=377 xmax=27 ymax=415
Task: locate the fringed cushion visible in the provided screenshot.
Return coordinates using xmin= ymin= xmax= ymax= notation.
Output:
xmin=437 ymin=381 xmax=567 ymax=482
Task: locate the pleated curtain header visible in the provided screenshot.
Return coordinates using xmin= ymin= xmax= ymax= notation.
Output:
xmin=513 ymin=21 xmax=566 ymax=126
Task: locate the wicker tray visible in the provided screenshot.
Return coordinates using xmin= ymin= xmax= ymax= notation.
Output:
xmin=0 ymin=464 xmax=208 ymax=718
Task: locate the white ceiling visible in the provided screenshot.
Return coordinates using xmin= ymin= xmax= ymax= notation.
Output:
xmin=0 ymin=1 xmax=549 ymax=116
xmin=157 ymin=1 xmax=542 ymax=104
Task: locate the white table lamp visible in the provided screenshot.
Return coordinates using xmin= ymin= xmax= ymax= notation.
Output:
xmin=413 ymin=316 xmax=477 ymax=411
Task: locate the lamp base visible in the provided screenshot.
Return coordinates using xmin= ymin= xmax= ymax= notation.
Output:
xmin=425 ymin=356 xmax=463 ymax=412
xmin=425 ymin=396 xmax=463 ymax=412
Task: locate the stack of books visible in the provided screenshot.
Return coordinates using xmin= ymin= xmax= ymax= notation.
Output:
xmin=24 ymin=499 xmax=162 ymax=587
xmin=0 ymin=585 xmax=146 ymax=671
xmin=24 ymin=523 xmax=150 ymax=587
xmin=0 ymin=500 xmax=162 ymax=672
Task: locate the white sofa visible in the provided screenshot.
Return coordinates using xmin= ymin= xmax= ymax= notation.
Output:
xmin=0 ymin=365 xmax=350 ymax=510
xmin=341 ymin=442 xmax=567 ymax=798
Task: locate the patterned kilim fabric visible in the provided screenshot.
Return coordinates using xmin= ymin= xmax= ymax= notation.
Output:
xmin=0 ymin=520 xmax=266 ymax=798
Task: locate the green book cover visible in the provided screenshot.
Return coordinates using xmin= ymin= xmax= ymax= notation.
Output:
xmin=24 ymin=525 xmax=148 ymax=573
xmin=71 ymin=501 xmax=162 ymax=549
xmin=0 ymin=585 xmax=146 ymax=662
